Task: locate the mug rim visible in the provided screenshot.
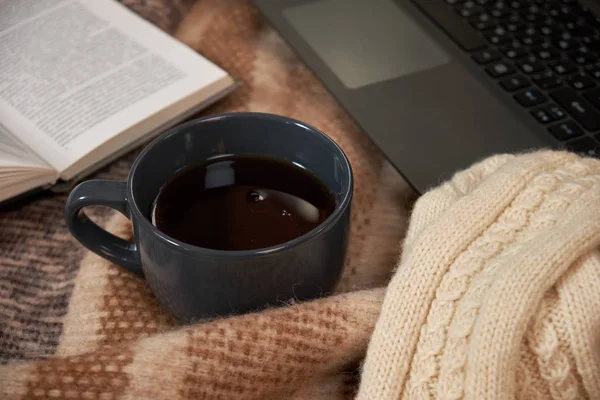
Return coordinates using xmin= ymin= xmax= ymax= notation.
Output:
xmin=127 ymin=112 xmax=354 ymax=257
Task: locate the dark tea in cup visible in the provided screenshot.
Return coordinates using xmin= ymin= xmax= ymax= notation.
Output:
xmin=65 ymin=112 xmax=352 ymax=322
xmin=151 ymin=155 xmax=336 ymax=251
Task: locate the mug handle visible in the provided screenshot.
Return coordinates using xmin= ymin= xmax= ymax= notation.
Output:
xmin=64 ymin=180 xmax=143 ymax=276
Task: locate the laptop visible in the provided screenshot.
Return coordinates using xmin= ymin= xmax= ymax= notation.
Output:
xmin=253 ymin=0 xmax=600 ymax=193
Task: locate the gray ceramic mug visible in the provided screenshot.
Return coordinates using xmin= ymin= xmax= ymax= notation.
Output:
xmin=64 ymin=113 xmax=353 ymax=322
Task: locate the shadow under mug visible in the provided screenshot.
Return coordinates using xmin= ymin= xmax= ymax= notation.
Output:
xmin=64 ymin=112 xmax=353 ymax=322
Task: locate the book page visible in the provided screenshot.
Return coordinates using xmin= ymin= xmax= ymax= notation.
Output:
xmin=0 ymin=122 xmax=46 ymax=166
xmin=0 ymin=170 xmax=57 ymax=203
xmin=0 ymin=0 xmax=230 ymax=172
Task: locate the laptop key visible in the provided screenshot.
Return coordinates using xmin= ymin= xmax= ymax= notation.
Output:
xmin=533 ymin=45 xmax=560 ymax=61
xmin=508 ymin=1 xmax=525 ymax=9
xmin=565 ymin=20 xmax=596 ymax=37
xmin=565 ymin=73 xmax=595 ymax=90
xmin=515 ymin=89 xmax=548 ymax=107
xmin=521 ymin=5 xmax=542 ymax=23
xmin=531 ymin=107 xmax=558 ymax=124
xmin=501 ymin=41 xmax=528 ymax=59
xmin=504 ymin=47 xmax=528 ymax=59
xmin=568 ymin=49 xmax=597 ymax=65
xmin=550 ymin=87 xmax=600 ymax=131
xmin=548 ymin=5 xmax=576 ymax=20
xmin=485 ymin=31 xmax=512 ymax=45
xmin=487 ymin=0 xmax=505 ymax=8
xmin=499 ymin=75 xmax=530 ymax=91
xmin=556 ymin=31 xmax=574 ymax=41
xmin=521 ymin=12 xmax=541 ymax=23
xmin=491 ymin=9 xmax=510 ymax=18
xmin=519 ymin=33 xmax=544 ymax=46
xmin=491 ymin=25 xmax=509 ymax=36
xmin=471 ymin=19 xmax=495 ymax=30
xmin=533 ymin=70 xmax=563 ymax=90
xmin=583 ymin=88 xmax=600 ymax=110
xmin=548 ymin=121 xmax=583 ymax=141
xmin=503 ymin=13 xmax=521 ymax=23
xmin=531 ymin=104 xmax=565 ymax=123
xmin=538 ymin=25 xmax=558 ymax=37
xmin=550 ymin=59 xmax=577 ymax=75
xmin=580 ymin=37 xmax=600 ymax=51
xmin=457 ymin=6 xmax=483 ymax=18
xmin=586 ymin=63 xmax=600 ymax=80
xmin=554 ymin=38 xmax=578 ymax=50
xmin=547 ymin=29 xmax=571 ymax=40
xmin=471 ymin=12 xmax=492 ymax=22
xmin=564 ymin=137 xmax=600 ymax=158
xmin=473 ymin=48 xmax=501 ymax=64
xmin=505 ymin=22 xmax=526 ymax=32
xmin=415 ymin=0 xmax=487 ymax=51
xmin=461 ymin=0 xmax=478 ymax=9
xmin=548 ymin=104 xmax=566 ymax=120
xmin=517 ymin=56 xmax=545 ymax=74
xmin=486 ymin=61 xmax=515 ymax=77
xmin=570 ymin=3 xmax=593 ymax=17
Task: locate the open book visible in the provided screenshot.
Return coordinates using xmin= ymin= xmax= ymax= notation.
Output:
xmin=0 ymin=0 xmax=236 ymax=203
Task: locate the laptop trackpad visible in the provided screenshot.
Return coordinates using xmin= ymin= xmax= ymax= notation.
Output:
xmin=283 ymin=0 xmax=450 ymax=89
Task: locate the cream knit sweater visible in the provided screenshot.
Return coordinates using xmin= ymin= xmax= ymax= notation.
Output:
xmin=358 ymin=151 xmax=600 ymax=400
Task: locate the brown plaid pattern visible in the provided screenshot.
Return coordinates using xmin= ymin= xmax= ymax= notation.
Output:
xmin=0 ymin=1 xmax=412 ymax=398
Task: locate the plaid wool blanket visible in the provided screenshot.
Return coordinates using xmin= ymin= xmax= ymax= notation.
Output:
xmin=0 ymin=1 xmax=412 ymax=398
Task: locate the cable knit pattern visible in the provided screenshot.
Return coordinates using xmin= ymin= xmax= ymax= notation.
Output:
xmin=527 ymin=289 xmax=581 ymax=400
xmin=439 ymin=157 xmax=599 ymax=400
xmin=358 ymin=151 xmax=600 ymax=400
xmin=515 ymin=342 xmax=552 ymax=400
xmin=557 ymin=253 xmax=600 ymax=398
xmin=406 ymin=159 xmax=565 ymax=399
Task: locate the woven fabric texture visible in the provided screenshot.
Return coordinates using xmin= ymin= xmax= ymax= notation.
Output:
xmin=2 ymin=1 xmax=600 ymax=400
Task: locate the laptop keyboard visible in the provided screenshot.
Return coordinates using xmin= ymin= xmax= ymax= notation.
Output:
xmin=414 ymin=0 xmax=600 ymax=158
